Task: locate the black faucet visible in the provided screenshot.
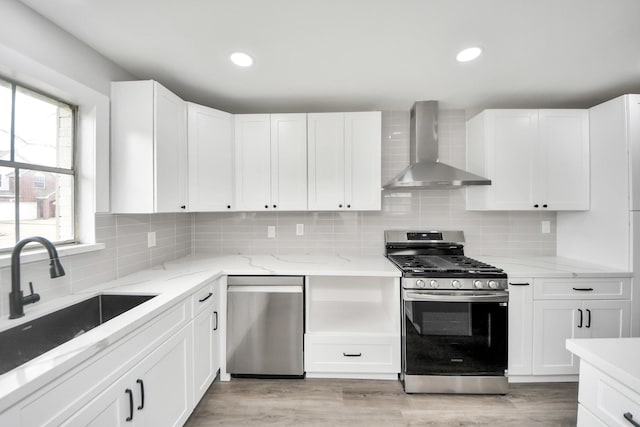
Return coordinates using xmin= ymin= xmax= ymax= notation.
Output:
xmin=9 ymin=236 xmax=66 ymax=319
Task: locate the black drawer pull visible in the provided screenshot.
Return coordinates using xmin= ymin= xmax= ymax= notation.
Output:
xmin=125 ymin=388 xmax=134 ymax=421
xmin=343 ymin=352 xmax=362 ymax=357
xmin=577 ymin=309 xmax=583 ymax=328
xmin=625 ymin=412 xmax=640 ymax=427
xmin=136 ymin=379 xmax=145 ymax=410
xmin=214 ymin=311 xmax=219 ymax=331
xmin=509 ymin=282 xmax=530 ymax=286
xmin=572 ymin=287 xmax=594 ymax=291
xmin=199 ymin=292 xmax=213 ymax=303
xmin=586 ymin=309 xmax=591 ymax=328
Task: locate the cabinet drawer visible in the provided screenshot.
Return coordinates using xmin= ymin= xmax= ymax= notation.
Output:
xmin=579 ymin=361 xmax=640 ymax=426
xmin=578 ymin=404 xmax=607 ymax=427
xmin=192 ymin=280 xmax=215 ymax=318
xmin=304 ymin=335 xmax=399 ymax=374
xmin=533 ymin=278 xmax=630 ymax=300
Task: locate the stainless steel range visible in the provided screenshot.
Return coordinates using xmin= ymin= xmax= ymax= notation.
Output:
xmin=385 ymin=230 xmax=508 ymax=394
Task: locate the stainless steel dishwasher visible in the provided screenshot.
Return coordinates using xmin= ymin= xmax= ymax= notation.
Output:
xmin=226 ymin=275 xmax=304 ymax=377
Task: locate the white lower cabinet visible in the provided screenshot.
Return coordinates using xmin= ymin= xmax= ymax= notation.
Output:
xmin=577 ymin=361 xmax=640 ymax=426
xmin=61 ymin=326 xmax=192 ymax=427
xmin=531 ymin=278 xmax=631 ymax=376
xmin=304 ymin=276 xmax=400 ymax=379
xmin=192 ymin=279 xmax=220 ymax=403
xmin=507 ymin=279 xmax=533 ymax=376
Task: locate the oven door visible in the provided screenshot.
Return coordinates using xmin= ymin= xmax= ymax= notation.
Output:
xmin=402 ymin=290 xmax=508 ymax=376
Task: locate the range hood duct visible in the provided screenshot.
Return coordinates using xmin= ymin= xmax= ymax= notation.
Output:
xmin=383 ymin=101 xmax=491 ymax=190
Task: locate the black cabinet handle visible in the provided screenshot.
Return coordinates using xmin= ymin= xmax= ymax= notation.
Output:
xmin=136 ymin=379 xmax=145 ymax=410
xmin=625 ymin=412 xmax=640 ymax=427
xmin=339 ymin=204 xmax=343 ymax=208
xmin=343 ymin=352 xmax=362 ymax=357
xmin=180 ymin=205 xmax=186 ymax=209
xmin=347 ymin=204 xmax=351 ymax=208
xmin=214 ymin=311 xmax=218 ymax=331
xmin=573 ymin=287 xmax=594 ymax=292
xmin=227 ymin=205 xmax=231 ymax=209
xmin=577 ymin=309 xmax=583 ymax=328
xmin=509 ymin=282 xmax=530 ymax=286
xmin=586 ymin=309 xmax=591 ymax=328
xmin=125 ymin=388 xmax=134 ymax=421
xmin=265 ymin=205 xmax=269 ymax=209
xmin=273 ymin=204 xmax=277 ymax=208
xmin=542 ymin=204 xmax=548 ymax=208
xmin=199 ymin=292 xmax=212 ymax=303
xmin=534 ymin=204 xmax=539 ymax=208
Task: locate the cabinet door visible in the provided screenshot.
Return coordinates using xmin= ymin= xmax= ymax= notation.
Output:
xmin=507 ymin=279 xmax=533 ymax=376
xmin=345 ymin=112 xmax=381 ymax=210
xmin=308 ymin=113 xmax=345 ymax=210
xmin=532 ymin=300 xmax=581 ymax=375
xmin=193 ymin=309 xmax=215 ymax=404
xmin=271 ymin=114 xmax=307 ymax=210
xmin=133 ymin=326 xmax=193 ymax=427
xmin=60 ymin=375 xmax=131 ymax=427
xmin=154 ymin=82 xmax=188 ymax=212
xmin=584 ymin=300 xmax=631 ymax=339
xmin=187 ymin=103 xmax=234 ymax=211
xmin=235 ymin=114 xmax=272 ymax=210
xmin=538 ymin=110 xmax=589 ymax=210
xmin=486 ymin=110 xmax=538 ymax=209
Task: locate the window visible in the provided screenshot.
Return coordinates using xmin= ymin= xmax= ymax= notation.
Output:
xmin=0 ymin=77 xmax=75 ymax=249
xmin=34 ymin=172 xmax=45 ymax=189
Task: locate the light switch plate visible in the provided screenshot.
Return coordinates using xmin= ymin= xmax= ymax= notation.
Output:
xmin=296 ymin=224 xmax=304 ymax=236
xmin=267 ymin=226 xmax=276 ymax=238
xmin=147 ymin=231 xmax=157 ymax=248
xmin=541 ymin=220 xmax=551 ymax=234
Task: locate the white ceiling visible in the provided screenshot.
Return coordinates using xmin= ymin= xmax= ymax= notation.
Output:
xmin=19 ymin=0 xmax=640 ymax=114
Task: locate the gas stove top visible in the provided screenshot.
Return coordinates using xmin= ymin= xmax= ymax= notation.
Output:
xmin=387 ymin=254 xmax=507 ymax=278
xmin=385 ymin=230 xmax=508 ymax=290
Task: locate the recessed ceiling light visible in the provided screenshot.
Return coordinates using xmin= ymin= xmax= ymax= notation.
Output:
xmin=230 ymin=52 xmax=253 ymax=67
xmin=456 ymin=47 xmax=482 ymax=62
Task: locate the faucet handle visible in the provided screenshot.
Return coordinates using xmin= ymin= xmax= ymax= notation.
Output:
xmin=23 ymin=281 xmax=40 ymax=305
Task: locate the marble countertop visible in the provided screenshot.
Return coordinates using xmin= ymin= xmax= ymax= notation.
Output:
xmin=165 ymin=254 xmax=402 ymax=277
xmin=475 ymin=256 xmax=632 ymax=278
xmin=567 ymin=337 xmax=640 ymax=393
xmin=0 ymin=252 xmax=630 ymax=412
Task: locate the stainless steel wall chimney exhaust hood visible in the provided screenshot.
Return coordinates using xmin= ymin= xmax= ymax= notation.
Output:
xmin=383 ymin=101 xmax=491 ymax=190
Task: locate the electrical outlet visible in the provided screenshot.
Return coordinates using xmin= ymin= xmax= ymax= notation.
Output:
xmin=147 ymin=231 xmax=157 ymax=248
xmin=541 ymin=221 xmax=551 ymax=234
xmin=267 ymin=226 xmax=276 ymax=238
xmin=296 ymin=224 xmax=304 ymax=236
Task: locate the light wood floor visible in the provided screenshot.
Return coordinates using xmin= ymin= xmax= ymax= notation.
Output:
xmin=185 ymin=378 xmax=578 ymax=426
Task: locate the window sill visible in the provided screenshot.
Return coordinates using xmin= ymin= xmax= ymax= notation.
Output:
xmin=0 ymin=243 xmax=106 ymax=269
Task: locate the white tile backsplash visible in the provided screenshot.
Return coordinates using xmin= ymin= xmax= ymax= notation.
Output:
xmin=193 ymin=109 xmax=557 ymax=257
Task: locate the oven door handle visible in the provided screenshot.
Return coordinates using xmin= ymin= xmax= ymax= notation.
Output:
xmin=404 ymin=291 xmax=509 ymax=303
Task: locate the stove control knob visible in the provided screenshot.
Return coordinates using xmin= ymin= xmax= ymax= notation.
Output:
xmin=429 ymin=280 xmax=439 ymax=288
xmin=416 ymin=279 xmax=426 ymax=288
xmin=452 ymin=280 xmax=462 ymax=289
xmin=474 ymin=280 xmax=484 ymax=289
xmin=488 ymin=280 xmax=499 ymax=289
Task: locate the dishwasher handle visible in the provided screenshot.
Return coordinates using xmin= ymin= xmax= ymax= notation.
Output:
xmin=227 ymin=285 xmax=303 ymax=293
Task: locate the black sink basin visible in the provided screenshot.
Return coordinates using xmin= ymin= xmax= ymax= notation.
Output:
xmin=0 ymin=294 xmax=156 ymax=376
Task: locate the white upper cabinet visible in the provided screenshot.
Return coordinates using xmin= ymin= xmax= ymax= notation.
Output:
xmin=187 ymin=103 xmax=234 ymax=212
xmin=270 ymin=114 xmax=308 ymax=210
xmin=111 ymin=80 xmax=188 ymax=213
xmin=308 ymin=111 xmax=381 ymax=211
xmin=234 ymin=113 xmax=307 ymax=211
xmin=466 ymin=109 xmax=589 ymax=211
